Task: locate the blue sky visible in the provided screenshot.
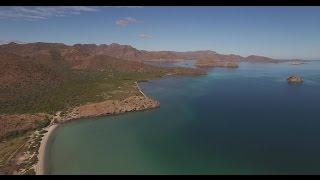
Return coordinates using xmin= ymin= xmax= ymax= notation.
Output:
xmin=0 ymin=6 xmax=319 ymax=60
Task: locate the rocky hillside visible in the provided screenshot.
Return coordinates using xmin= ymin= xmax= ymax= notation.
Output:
xmin=0 ymin=42 xmax=205 ymax=115
xmin=0 ymin=42 xmax=279 ymax=63
xmin=243 ymin=55 xmax=280 ymax=63
xmin=0 ymin=41 xmax=281 ymax=114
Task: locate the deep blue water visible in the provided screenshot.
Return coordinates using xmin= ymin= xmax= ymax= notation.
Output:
xmin=45 ymin=61 xmax=320 ymax=174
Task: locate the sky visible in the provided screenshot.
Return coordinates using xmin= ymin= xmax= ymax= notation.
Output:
xmin=0 ymin=6 xmax=319 ymax=60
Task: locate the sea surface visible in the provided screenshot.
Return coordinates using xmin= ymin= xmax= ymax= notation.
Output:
xmin=45 ymin=61 xmax=320 ymax=174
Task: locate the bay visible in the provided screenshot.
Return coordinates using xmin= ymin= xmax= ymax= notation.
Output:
xmin=45 ymin=61 xmax=320 ymax=174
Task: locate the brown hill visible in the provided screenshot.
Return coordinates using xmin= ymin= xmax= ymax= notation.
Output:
xmin=0 ymin=42 xmax=280 ymax=88
xmin=0 ymin=42 xmax=278 ymax=63
xmin=243 ymin=55 xmax=280 ymax=63
xmin=0 ymin=53 xmax=65 ymax=88
xmin=0 ymin=42 xmax=205 ymax=115
xmin=0 ymin=43 xmax=156 ymax=85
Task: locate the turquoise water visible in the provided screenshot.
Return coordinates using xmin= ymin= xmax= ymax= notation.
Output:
xmin=45 ymin=61 xmax=320 ymax=174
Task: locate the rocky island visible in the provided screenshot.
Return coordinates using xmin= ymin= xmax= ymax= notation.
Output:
xmin=290 ymin=59 xmax=308 ymax=65
xmin=287 ymin=75 xmax=303 ymax=84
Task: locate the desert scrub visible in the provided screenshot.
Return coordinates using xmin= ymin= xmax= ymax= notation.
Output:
xmin=35 ymin=118 xmax=51 ymax=129
xmin=24 ymin=168 xmax=36 ymax=175
xmin=39 ymin=130 xmax=48 ymax=135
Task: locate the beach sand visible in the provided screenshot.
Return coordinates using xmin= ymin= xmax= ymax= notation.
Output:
xmin=35 ymin=124 xmax=58 ymax=175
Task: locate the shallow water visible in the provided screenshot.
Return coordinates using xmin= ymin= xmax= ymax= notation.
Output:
xmin=45 ymin=61 xmax=320 ymax=174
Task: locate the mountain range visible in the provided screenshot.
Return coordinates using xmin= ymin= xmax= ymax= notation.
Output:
xmin=0 ymin=42 xmax=279 ymax=62
xmin=0 ymin=42 xmax=280 ymax=87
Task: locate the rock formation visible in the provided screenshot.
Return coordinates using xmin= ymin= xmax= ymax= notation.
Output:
xmin=55 ymin=96 xmax=160 ymax=123
xmin=290 ymin=59 xmax=308 ymax=65
xmin=287 ymin=75 xmax=303 ymax=84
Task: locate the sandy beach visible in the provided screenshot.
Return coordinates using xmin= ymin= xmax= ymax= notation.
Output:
xmin=35 ymin=124 xmax=58 ymax=175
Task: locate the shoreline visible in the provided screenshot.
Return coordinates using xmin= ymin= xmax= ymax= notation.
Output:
xmin=34 ymin=123 xmax=58 ymax=175
xmin=34 ymin=82 xmax=158 ymax=175
xmin=30 ymin=73 xmax=205 ymax=175
xmin=135 ymin=81 xmax=147 ymax=97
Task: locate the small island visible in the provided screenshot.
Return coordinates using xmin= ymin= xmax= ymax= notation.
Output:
xmin=287 ymin=75 xmax=303 ymax=84
xmin=290 ymin=59 xmax=308 ymax=65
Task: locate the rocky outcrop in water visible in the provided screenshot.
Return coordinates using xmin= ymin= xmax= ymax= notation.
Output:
xmin=287 ymin=75 xmax=303 ymax=84
xmin=290 ymin=59 xmax=308 ymax=65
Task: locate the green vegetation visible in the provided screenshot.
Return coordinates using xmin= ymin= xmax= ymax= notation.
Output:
xmin=35 ymin=117 xmax=51 ymax=129
xmin=39 ymin=130 xmax=48 ymax=135
xmin=0 ymin=68 xmax=174 ymax=174
xmin=0 ymin=69 xmax=166 ymax=115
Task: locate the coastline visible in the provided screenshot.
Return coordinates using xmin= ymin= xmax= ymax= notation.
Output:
xmin=35 ymin=124 xmax=58 ymax=175
xmin=34 ymin=82 xmax=158 ymax=175
xmin=135 ymin=81 xmax=147 ymax=97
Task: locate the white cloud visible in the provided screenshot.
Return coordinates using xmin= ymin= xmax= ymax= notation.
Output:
xmin=106 ymin=6 xmax=142 ymax=8
xmin=116 ymin=17 xmax=138 ymax=26
xmin=0 ymin=6 xmax=99 ymax=20
xmin=138 ymin=34 xmax=152 ymax=39
xmin=104 ymin=6 xmax=143 ymax=8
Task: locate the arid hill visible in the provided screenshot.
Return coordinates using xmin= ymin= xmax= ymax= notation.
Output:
xmin=0 ymin=42 xmax=205 ymax=115
xmin=0 ymin=41 xmax=282 ymax=90
xmin=0 ymin=42 xmax=279 ymax=63
xmin=243 ymin=55 xmax=280 ymax=63
xmin=0 ymin=42 xmax=281 ymax=115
